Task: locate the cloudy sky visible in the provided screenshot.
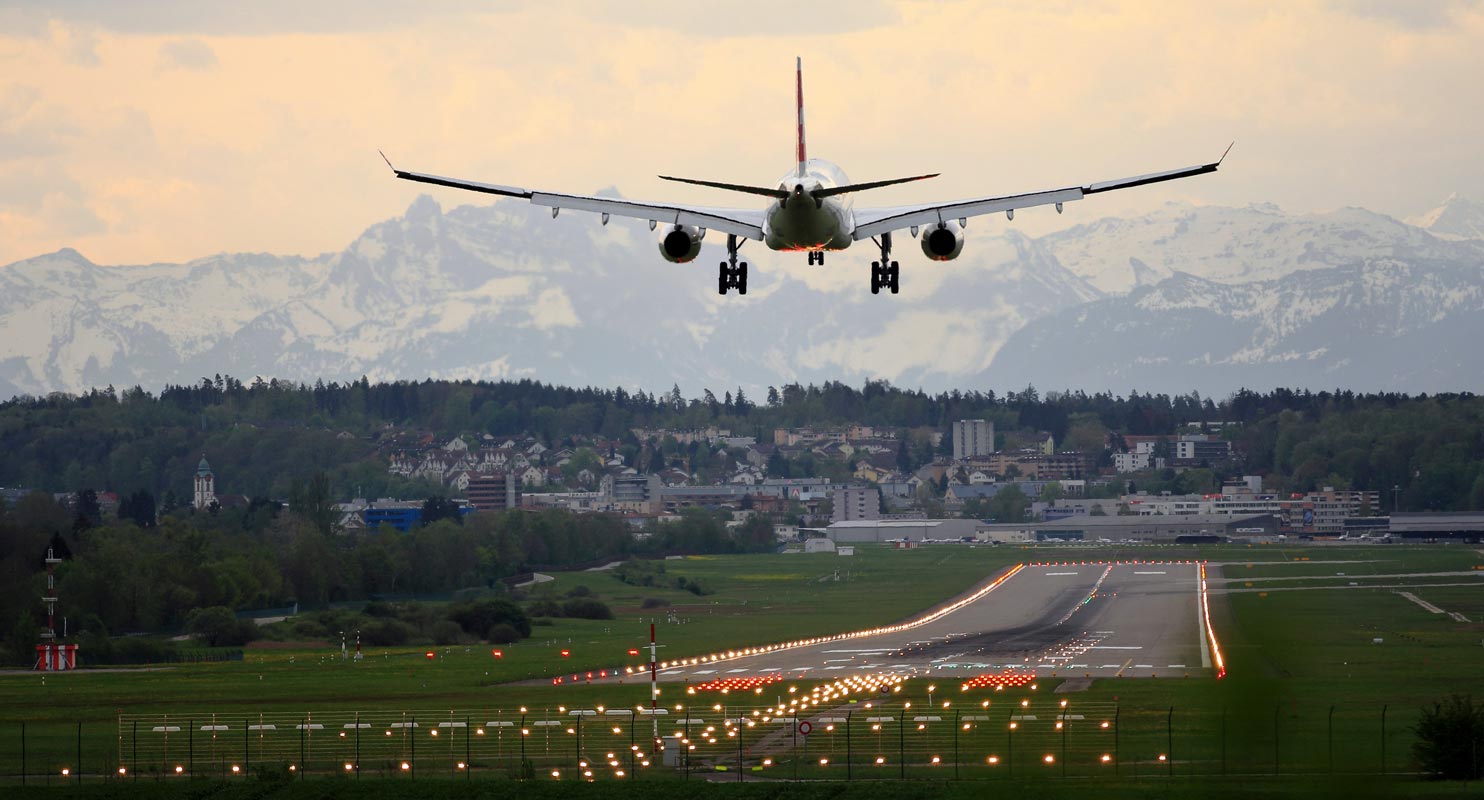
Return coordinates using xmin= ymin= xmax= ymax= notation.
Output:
xmin=0 ymin=0 xmax=1480 ymax=267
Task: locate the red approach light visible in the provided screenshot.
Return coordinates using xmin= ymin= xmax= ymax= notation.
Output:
xmin=492 ymin=650 xmax=503 ymax=659
xmin=425 ymin=651 xmax=435 ymax=660
xmin=629 ymin=649 xmax=640 ymax=657
xmin=561 ymin=649 xmax=571 ymax=658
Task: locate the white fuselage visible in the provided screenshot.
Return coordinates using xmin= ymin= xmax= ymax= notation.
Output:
xmin=762 ymin=158 xmax=855 ymax=252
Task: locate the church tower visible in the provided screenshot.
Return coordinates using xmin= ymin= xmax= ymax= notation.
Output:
xmin=193 ymin=455 xmax=216 ymax=509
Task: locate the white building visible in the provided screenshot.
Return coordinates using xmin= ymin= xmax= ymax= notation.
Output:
xmin=952 ymin=419 xmax=994 ymax=461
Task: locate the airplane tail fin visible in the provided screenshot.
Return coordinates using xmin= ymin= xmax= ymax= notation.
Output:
xmin=795 ymin=56 xmax=807 ymax=179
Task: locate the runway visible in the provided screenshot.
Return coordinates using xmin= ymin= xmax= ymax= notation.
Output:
xmin=645 ymin=562 xmax=1211 ymax=684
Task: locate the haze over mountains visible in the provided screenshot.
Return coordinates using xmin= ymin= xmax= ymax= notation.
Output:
xmin=1 ymin=192 xmax=1481 ymax=400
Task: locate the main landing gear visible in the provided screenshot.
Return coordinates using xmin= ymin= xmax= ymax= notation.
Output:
xmin=718 ymin=234 xmax=747 ymax=295
xmin=807 ymin=251 xmax=825 ymax=266
xmin=870 ymin=233 xmax=899 ymax=295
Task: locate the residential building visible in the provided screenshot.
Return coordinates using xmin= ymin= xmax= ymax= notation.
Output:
xmin=1175 ymin=434 xmax=1233 ymax=463
xmin=952 ymin=419 xmax=995 ymax=461
xmin=467 ymin=473 xmax=521 ymax=512
xmin=831 ymin=486 xmax=882 ymax=523
xmin=600 ymin=473 xmax=663 ymax=513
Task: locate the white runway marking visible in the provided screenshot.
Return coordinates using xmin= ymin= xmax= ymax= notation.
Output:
xmin=692 ymin=669 xmax=715 ymax=675
xmin=1135 ymin=664 xmax=1153 ymax=668
xmin=1168 ymin=664 xmax=1186 ymax=668
xmin=726 ymin=669 xmax=748 ymax=673
xmin=1047 ymin=572 xmax=1079 ymax=576
xmin=1100 ymin=664 xmax=1121 ymax=669
xmin=1090 ymin=646 xmax=1142 ymax=650
xmin=1134 ymin=571 xmax=1167 ymax=575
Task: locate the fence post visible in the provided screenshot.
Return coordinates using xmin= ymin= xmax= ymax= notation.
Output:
xmin=574 ymin=714 xmax=581 ymax=780
xmin=898 ymin=714 xmax=905 ymax=780
xmin=1273 ymin=704 xmax=1280 ymax=777
xmin=1167 ymin=706 xmax=1174 ymax=777
xmin=1007 ymin=706 xmax=1015 ymax=779
xmin=1221 ymin=707 xmax=1227 ymax=776
xmin=132 ymin=720 xmax=137 ymax=781
xmin=1113 ymin=705 xmax=1120 ymax=777
xmin=466 ymin=716 xmax=471 ymax=781
xmin=21 ymin=721 xmax=26 ymax=787
xmin=792 ymin=716 xmax=798 ymax=780
xmin=77 ymin=721 xmax=82 ymax=786
xmin=243 ymin=718 xmax=248 ymax=777
xmin=1328 ymin=705 xmax=1335 ymax=776
xmin=845 ymin=711 xmax=853 ymax=782
xmin=298 ymin=716 xmax=305 ymax=780
xmin=410 ymin=714 xmax=416 ymax=780
xmin=736 ymin=716 xmax=743 ymax=784
xmin=953 ymin=710 xmax=960 ymax=781
xmin=1380 ymin=704 xmax=1387 ymax=776
xmin=519 ymin=713 xmax=527 ymax=778
xmin=188 ymin=719 xmax=193 ymax=779
xmin=355 ymin=712 xmax=361 ymax=779
xmin=1062 ymin=709 xmax=1068 ymax=778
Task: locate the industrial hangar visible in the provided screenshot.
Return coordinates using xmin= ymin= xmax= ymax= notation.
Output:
xmin=824 ymin=514 xmax=1279 ymax=545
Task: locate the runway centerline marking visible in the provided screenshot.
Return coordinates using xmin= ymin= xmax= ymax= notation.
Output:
xmin=1134 ymin=571 xmax=1167 ymax=575
xmin=1046 ymin=572 xmax=1080 ymax=576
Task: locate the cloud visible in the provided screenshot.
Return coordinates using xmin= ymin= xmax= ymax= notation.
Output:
xmin=156 ymin=38 xmax=218 ymax=71
xmin=1329 ymin=0 xmax=1481 ymax=30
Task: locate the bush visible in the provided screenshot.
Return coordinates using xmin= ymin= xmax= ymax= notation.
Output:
xmin=431 ymin=620 xmax=464 ymax=646
xmin=291 ymin=619 xmax=329 ymax=640
xmin=567 ymin=585 xmax=592 ymax=598
xmin=640 ymin=598 xmax=670 ymax=609
xmin=486 ymin=623 xmax=522 ymax=644
xmin=185 ymin=606 xmax=259 ymax=647
xmin=448 ymin=598 xmax=532 ymax=639
xmin=1414 ymin=694 xmax=1484 ymax=779
xmin=532 ymin=618 xmax=555 ymax=627
xmin=362 ymin=601 xmax=396 ymax=618
xmin=561 ymin=598 xmax=614 ymax=620
xmin=527 ymin=598 xmax=565 ymax=618
xmin=361 ymin=618 xmax=413 ymax=646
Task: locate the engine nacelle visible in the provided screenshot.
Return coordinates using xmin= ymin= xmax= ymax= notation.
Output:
xmin=920 ymin=220 xmax=965 ymax=261
xmin=657 ymin=224 xmax=704 ymax=263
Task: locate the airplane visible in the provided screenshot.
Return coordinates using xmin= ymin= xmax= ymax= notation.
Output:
xmin=382 ymin=58 xmax=1228 ymax=297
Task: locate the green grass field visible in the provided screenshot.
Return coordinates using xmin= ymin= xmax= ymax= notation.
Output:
xmin=4 ymin=542 xmax=1484 ymax=796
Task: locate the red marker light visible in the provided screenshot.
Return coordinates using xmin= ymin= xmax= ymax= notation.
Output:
xmin=561 ymin=649 xmax=570 ymax=658
xmin=492 ymin=650 xmax=503 ymax=659
xmin=628 ymin=649 xmax=640 ymax=657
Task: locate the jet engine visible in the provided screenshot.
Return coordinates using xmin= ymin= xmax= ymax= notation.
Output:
xmin=920 ymin=220 xmax=965 ymax=261
xmin=658 ymin=224 xmax=704 ymax=263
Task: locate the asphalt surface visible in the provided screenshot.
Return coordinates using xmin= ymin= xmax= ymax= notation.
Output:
xmin=651 ymin=562 xmax=1209 ymax=683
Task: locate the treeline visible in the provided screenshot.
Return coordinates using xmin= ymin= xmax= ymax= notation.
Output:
xmin=0 ymin=493 xmax=775 ymax=663
xmin=2 ymin=377 xmax=1483 ymax=506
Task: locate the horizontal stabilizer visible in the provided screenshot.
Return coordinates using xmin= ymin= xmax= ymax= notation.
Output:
xmin=658 ymin=175 xmax=789 ymax=199
xmin=811 ymin=173 xmax=939 ymax=199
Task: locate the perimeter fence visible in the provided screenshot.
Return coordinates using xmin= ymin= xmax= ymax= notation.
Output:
xmin=4 ymin=699 xmax=1433 ymax=785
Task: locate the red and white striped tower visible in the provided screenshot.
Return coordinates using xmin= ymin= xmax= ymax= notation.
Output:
xmin=35 ymin=546 xmax=78 ymax=670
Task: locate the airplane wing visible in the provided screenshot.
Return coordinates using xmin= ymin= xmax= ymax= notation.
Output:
xmin=851 ymin=146 xmax=1231 ymax=240
xmin=380 ymin=154 xmax=766 ymax=241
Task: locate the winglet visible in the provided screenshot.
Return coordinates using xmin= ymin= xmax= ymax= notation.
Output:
xmin=378 ymin=149 xmax=397 ymax=173
xmin=1218 ymin=142 xmax=1234 ymax=166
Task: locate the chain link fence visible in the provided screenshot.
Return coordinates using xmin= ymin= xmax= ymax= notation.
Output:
xmin=5 ymin=699 xmax=1422 ymax=784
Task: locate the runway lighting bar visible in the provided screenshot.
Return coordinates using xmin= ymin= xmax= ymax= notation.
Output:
xmin=691 ymin=675 xmax=782 ymax=692
xmin=960 ymin=671 xmax=1035 ymax=691
xmin=1199 ymin=563 xmax=1228 ymax=678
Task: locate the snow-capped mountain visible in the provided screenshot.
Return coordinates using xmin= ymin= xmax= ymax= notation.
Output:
xmin=1041 ymin=201 xmax=1462 ymax=294
xmin=1409 ymin=194 xmax=1484 ymax=241
xmin=0 ymin=194 xmax=1098 ymax=399
xmin=987 ymin=254 xmax=1484 ymax=395
xmin=4 ymin=192 xmax=1481 ymax=399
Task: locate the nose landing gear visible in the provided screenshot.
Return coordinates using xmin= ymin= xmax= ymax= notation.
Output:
xmin=869 ymin=233 xmax=899 ymax=295
xmin=806 ymin=251 xmax=825 ymax=266
xmin=718 ymin=234 xmax=747 ymax=295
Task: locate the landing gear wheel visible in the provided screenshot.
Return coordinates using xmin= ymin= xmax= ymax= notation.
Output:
xmin=718 ymin=234 xmax=747 ymax=296
xmin=869 ymin=233 xmax=896 ymax=296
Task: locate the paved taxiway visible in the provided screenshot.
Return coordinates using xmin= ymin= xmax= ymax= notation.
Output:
xmin=650 ymin=562 xmax=1210 ymax=683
